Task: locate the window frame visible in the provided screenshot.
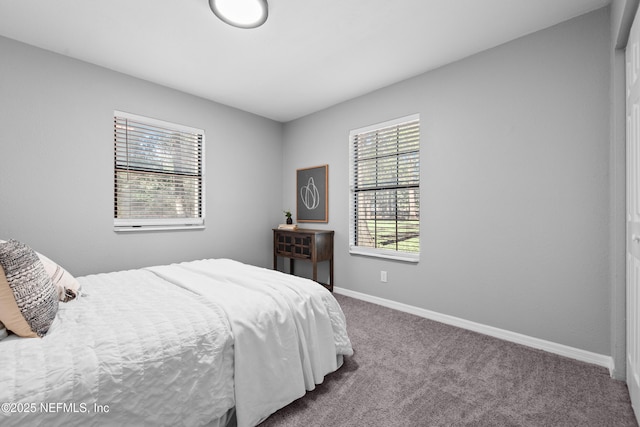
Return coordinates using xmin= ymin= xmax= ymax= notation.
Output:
xmin=348 ymin=113 xmax=420 ymax=262
xmin=113 ymin=111 xmax=205 ymax=232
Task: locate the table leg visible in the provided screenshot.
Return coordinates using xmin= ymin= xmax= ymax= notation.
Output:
xmin=329 ymin=258 xmax=334 ymax=288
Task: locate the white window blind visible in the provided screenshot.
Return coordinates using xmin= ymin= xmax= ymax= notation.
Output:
xmin=114 ymin=111 xmax=205 ymax=231
xmin=349 ymin=114 xmax=420 ymax=262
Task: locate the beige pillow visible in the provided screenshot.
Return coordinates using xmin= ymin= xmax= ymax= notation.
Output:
xmin=37 ymin=252 xmax=81 ymax=302
xmin=0 ymin=240 xmax=58 ymax=338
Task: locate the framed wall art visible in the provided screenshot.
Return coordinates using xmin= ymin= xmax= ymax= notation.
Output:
xmin=296 ymin=164 xmax=328 ymax=223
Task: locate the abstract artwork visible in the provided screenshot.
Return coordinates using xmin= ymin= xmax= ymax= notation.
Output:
xmin=296 ymin=165 xmax=328 ymax=222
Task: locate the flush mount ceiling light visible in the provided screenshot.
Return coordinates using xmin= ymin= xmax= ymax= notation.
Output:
xmin=209 ymin=0 xmax=268 ymax=29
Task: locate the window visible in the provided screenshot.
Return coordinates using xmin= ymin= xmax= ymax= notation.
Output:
xmin=349 ymin=114 xmax=420 ymax=262
xmin=114 ymin=111 xmax=205 ymax=231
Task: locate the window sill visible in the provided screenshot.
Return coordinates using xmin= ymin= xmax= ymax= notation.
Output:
xmin=349 ymin=247 xmax=419 ymax=263
xmin=114 ymin=225 xmax=205 ymax=233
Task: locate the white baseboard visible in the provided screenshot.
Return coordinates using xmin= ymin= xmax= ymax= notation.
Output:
xmin=334 ymin=286 xmax=614 ymax=375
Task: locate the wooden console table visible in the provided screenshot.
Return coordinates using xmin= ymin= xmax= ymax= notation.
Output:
xmin=273 ymin=228 xmax=334 ymax=291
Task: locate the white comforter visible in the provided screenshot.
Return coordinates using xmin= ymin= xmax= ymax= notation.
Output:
xmin=0 ymin=268 xmax=236 ymax=427
xmin=0 ymin=259 xmax=353 ymax=427
xmin=148 ymin=259 xmax=353 ymax=427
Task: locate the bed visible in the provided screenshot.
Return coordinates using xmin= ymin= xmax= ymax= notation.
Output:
xmin=0 ymin=240 xmax=353 ymax=427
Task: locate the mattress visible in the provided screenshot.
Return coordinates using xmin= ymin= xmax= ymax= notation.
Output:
xmin=0 ymin=258 xmax=353 ymax=427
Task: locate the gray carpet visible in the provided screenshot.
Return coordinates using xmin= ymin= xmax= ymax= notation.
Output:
xmin=260 ymin=294 xmax=638 ymax=426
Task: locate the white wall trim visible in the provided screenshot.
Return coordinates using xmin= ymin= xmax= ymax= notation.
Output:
xmin=334 ymin=287 xmax=615 ymax=375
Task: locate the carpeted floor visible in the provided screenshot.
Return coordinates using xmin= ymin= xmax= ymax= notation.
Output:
xmin=260 ymin=294 xmax=638 ymax=426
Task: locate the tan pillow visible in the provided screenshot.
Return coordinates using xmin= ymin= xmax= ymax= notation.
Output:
xmin=0 ymin=240 xmax=58 ymax=338
xmin=0 ymin=264 xmax=38 ymax=337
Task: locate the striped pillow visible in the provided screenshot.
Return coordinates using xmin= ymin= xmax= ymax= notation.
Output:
xmin=0 ymin=240 xmax=80 ymax=302
xmin=0 ymin=240 xmax=58 ymax=337
xmin=0 ymin=321 xmax=7 ymax=340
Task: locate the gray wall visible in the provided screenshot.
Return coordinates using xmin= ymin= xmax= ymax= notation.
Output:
xmin=0 ymin=8 xmax=618 ymax=358
xmin=0 ymin=36 xmax=284 ymax=276
xmin=283 ymin=9 xmax=612 ymax=355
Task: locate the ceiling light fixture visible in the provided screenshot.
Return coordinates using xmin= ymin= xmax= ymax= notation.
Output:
xmin=209 ymin=0 xmax=268 ymax=29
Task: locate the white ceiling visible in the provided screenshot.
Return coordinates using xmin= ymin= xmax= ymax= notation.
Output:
xmin=0 ymin=0 xmax=611 ymax=122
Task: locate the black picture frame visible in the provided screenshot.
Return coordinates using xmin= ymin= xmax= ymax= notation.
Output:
xmin=296 ymin=164 xmax=328 ymax=223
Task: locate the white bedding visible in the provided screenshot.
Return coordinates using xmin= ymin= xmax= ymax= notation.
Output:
xmin=0 ymin=258 xmax=353 ymax=427
xmin=148 ymin=259 xmax=353 ymax=427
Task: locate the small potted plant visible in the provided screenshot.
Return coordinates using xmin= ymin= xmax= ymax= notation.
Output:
xmin=283 ymin=210 xmax=293 ymax=224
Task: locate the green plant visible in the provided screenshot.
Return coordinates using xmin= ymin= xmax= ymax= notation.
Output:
xmin=283 ymin=210 xmax=292 ymax=219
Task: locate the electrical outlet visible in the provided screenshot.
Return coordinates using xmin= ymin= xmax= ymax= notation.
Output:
xmin=380 ymin=271 xmax=388 ymax=283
